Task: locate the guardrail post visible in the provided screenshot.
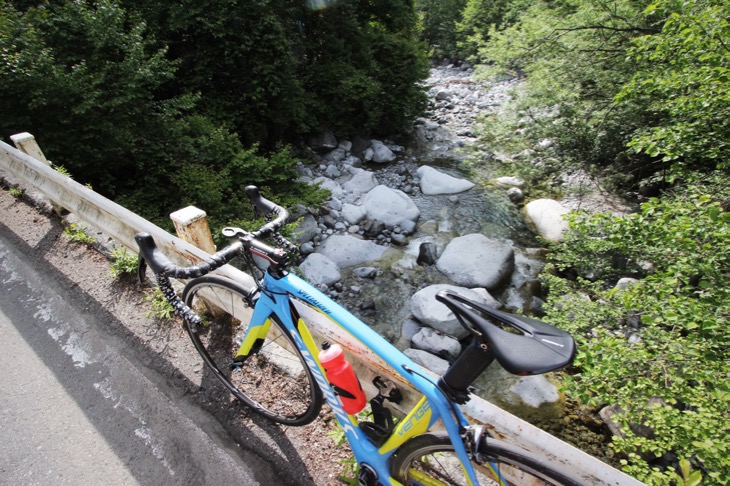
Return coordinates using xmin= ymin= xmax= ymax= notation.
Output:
xmin=170 ymin=206 xmax=227 ymax=316
xmin=10 ymin=132 xmax=64 ymax=215
xmin=170 ymin=206 xmax=216 ymax=254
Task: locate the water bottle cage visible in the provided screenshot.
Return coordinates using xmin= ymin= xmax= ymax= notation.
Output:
xmin=360 ymin=376 xmax=403 ymax=445
xmin=331 ymin=383 xmax=358 ymax=400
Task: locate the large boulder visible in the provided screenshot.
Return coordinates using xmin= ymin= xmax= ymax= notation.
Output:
xmin=411 ymin=328 xmax=462 ymax=359
xmin=410 ymin=284 xmax=500 ymax=339
xmin=524 ymin=199 xmax=570 ymax=242
xmin=404 ymin=348 xmax=449 ymax=376
xmin=299 ymin=253 xmax=341 ymax=286
xmin=317 ymin=234 xmax=387 ymax=268
xmin=511 ymin=375 xmax=559 ymax=408
xmin=313 ymin=176 xmax=344 ymax=199
xmin=291 ymin=214 xmax=319 ymax=244
xmin=360 ymin=185 xmax=420 ymax=227
xmin=436 ymin=234 xmax=515 ymax=289
xmin=343 ymin=170 xmax=378 ymax=198
xmin=342 ymin=203 xmax=366 ymax=225
xmin=369 ymin=140 xmax=397 ymax=163
xmin=417 ymin=166 xmax=475 ymax=195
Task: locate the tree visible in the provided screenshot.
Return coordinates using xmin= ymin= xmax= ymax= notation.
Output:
xmin=544 ymin=177 xmax=729 ymax=485
xmin=299 ymin=0 xmax=429 ymax=136
xmin=121 ymin=0 xmax=312 ymax=147
xmin=616 ymin=0 xmax=730 ymax=173
xmin=0 ymin=1 xmax=307 ymax=226
xmin=123 ymin=0 xmax=428 ymax=142
xmin=415 ymin=0 xmax=466 ymax=60
xmin=472 ymin=0 xmax=661 ymax=185
xmin=1 ymin=0 xmax=186 ymax=194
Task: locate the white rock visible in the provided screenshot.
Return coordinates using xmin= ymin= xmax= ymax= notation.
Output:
xmin=417 ymin=166 xmax=475 ymax=195
xmin=313 ymin=176 xmax=344 ymax=199
xmin=370 ymin=140 xmax=396 ymax=163
xmin=511 ymin=375 xmax=559 ymax=408
xmin=436 ymin=234 xmax=515 ymax=289
xmin=342 ymin=203 xmax=366 ymax=225
xmin=524 ymin=199 xmax=570 ymax=242
xmin=317 ymin=234 xmax=387 ymax=268
xmin=299 ymin=253 xmax=341 ymax=286
xmin=615 ymin=278 xmax=639 ymax=290
xmin=291 ymin=214 xmax=319 ymax=244
xmin=411 ymin=328 xmax=462 ymax=359
xmin=343 ymin=170 xmax=378 ymax=197
xmin=410 ymin=284 xmax=500 ymax=339
xmin=361 ymin=185 xmax=420 ymax=227
xmin=495 ymin=176 xmax=525 ymax=187
xmin=404 ymin=348 xmax=449 ymax=376
xmin=401 ymin=318 xmax=424 ymax=340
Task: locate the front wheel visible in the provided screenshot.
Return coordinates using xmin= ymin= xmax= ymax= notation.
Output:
xmin=182 ymin=275 xmax=322 ymax=425
xmin=391 ymin=432 xmax=583 ymax=486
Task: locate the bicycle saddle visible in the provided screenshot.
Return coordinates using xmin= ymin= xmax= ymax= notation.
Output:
xmin=435 ymin=290 xmax=576 ymax=375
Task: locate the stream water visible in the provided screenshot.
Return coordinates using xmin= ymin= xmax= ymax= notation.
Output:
xmin=324 ymin=64 xmax=569 ymax=422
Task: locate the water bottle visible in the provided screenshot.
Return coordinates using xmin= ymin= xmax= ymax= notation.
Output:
xmin=318 ymin=341 xmax=367 ymax=414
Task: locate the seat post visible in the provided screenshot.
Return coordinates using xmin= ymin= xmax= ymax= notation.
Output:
xmin=438 ymin=339 xmax=495 ymax=404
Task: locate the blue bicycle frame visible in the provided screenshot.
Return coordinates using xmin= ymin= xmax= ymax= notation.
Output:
xmin=238 ymin=268 xmax=482 ymax=485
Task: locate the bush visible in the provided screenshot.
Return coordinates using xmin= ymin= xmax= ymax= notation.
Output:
xmin=543 ymin=177 xmax=730 ymax=484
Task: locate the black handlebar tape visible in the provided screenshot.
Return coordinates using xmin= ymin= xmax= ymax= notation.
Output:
xmin=135 ymin=233 xmax=243 ymax=278
xmin=165 ymin=241 xmax=243 ymax=279
xmin=244 ymin=185 xmax=289 ymax=238
xmin=156 ymin=274 xmax=201 ymax=328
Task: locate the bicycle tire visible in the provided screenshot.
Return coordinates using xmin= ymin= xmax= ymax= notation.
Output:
xmin=391 ymin=432 xmax=584 ymax=486
xmin=182 ymin=275 xmax=322 ymax=425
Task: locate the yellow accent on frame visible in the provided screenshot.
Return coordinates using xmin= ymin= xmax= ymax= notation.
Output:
xmin=234 ymin=318 xmax=272 ymax=358
xmin=379 ymin=396 xmax=432 ymax=454
xmin=296 ymin=318 xmax=327 ymax=374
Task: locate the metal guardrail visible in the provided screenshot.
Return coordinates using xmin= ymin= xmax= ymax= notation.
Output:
xmin=0 ymin=134 xmax=643 ymax=485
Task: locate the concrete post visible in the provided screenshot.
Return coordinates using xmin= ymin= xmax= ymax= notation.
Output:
xmin=170 ymin=206 xmax=224 ymax=316
xmin=10 ymin=132 xmax=63 ymax=215
xmin=10 ymin=132 xmax=48 ymax=163
xmin=169 ymin=206 xmax=216 ymax=254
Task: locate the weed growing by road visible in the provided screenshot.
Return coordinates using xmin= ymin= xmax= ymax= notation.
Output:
xmin=110 ymin=247 xmax=138 ymax=278
xmin=145 ymin=288 xmax=175 ymax=321
xmin=64 ymin=223 xmax=96 ymax=245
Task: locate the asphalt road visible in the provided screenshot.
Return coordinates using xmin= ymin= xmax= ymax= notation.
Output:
xmin=0 ymin=220 xmax=287 ymax=485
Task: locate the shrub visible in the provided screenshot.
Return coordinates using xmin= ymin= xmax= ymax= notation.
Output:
xmin=543 ymin=177 xmax=729 ymax=484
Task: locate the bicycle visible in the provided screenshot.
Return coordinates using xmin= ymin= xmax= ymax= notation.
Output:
xmin=135 ymin=185 xmax=583 ymax=486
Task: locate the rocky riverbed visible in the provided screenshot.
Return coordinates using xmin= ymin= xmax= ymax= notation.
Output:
xmin=285 ymin=63 xmax=627 ymax=422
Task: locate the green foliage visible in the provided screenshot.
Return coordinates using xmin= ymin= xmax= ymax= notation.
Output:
xmin=145 ymin=288 xmax=175 ymax=321
xmin=52 ymin=164 xmax=72 ymax=179
xmin=8 ymin=186 xmax=24 ymax=198
xmin=1 ymin=0 xmax=181 ymax=191
xmin=336 ymin=458 xmax=359 ymax=485
xmin=471 ymin=0 xmax=658 ymax=181
xmin=64 ymin=223 xmax=96 ymax=245
xmin=616 ymin=0 xmax=730 ymax=172
xmin=543 ymin=177 xmax=729 ymax=484
xmin=300 ymin=0 xmax=429 ymax=136
xmin=109 ymin=247 xmax=138 ymax=278
xmin=415 ymin=0 xmax=467 ymax=60
xmin=456 ymin=0 xmax=513 ymax=59
xmin=2 ymin=0 xmax=427 ymax=227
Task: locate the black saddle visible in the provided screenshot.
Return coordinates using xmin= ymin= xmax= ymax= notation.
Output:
xmin=435 ymin=290 xmax=575 ymax=375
